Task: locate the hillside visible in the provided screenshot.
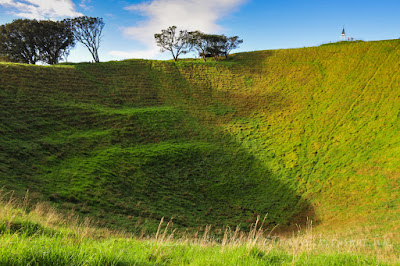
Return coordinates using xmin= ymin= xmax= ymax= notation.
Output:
xmin=1 ymin=39 xmax=400 ymax=236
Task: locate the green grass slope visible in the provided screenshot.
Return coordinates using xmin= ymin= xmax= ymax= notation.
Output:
xmin=1 ymin=39 xmax=400 ymax=236
xmin=0 ymin=60 xmax=307 ymax=234
xmin=167 ymin=39 xmax=400 ymax=234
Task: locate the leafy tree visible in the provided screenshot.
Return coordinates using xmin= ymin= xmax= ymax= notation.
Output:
xmin=154 ymin=26 xmax=191 ymax=61
xmin=189 ymin=32 xmax=243 ymax=61
xmin=0 ymin=19 xmax=40 ymax=64
xmin=69 ymin=16 xmax=104 ymax=63
xmin=189 ymin=31 xmax=216 ymax=62
xmin=0 ymin=55 xmax=12 ymax=62
xmin=0 ymin=19 xmax=76 ymax=65
xmin=220 ymin=36 xmax=243 ymax=59
xmin=36 ymin=20 xmax=75 ymax=65
xmin=205 ymin=34 xmax=228 ymax=61
xmin=0 ymin=26 xmax=9 ymax=61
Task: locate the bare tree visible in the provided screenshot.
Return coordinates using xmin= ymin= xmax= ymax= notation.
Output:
xmin=70 ymin=16 xmax=104 ymax=63
xmin=154 ymin=26 xmax=191 ymax=61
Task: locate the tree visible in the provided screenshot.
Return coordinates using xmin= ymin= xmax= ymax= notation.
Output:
xmin=36 ymin=20 xmax=75 ymax=65
xmin=0 ymin=25 xmax=10 ymax=61
xmin=154 ymin=26 xmax=191 ymax=61
xmin=69 ymin=16 xmax=104 ymax=63
xmin=205 ymin=34 xmax=228 ymax=61
xmin=189 ymin=32 xmax=242 ymax=61
xmin=0 ymin=19 xmax=41 ymax=64
xmin=0 ymin=19 xmax=76 ymax=65
xmin=220 ymin=36 xmax=243 ymax=59
xmin=189 ymin=31 xmax=215 ymax=62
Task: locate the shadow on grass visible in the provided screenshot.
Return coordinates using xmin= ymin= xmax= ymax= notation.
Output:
xmin=0 ymin=60 xmax=314 ymax=237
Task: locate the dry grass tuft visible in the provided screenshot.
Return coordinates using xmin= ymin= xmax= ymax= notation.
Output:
xmin=1 ymin=189 xmax=399 ymax=264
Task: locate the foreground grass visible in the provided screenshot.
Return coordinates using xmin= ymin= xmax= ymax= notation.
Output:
xmin=1 ymin=234 xmax=391 ymax=265
xmin=1 ymin=192 xmax=398 ymax=265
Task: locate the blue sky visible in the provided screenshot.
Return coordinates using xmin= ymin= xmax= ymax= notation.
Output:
xmin=0 ymin=0 xmax=399 ymax=62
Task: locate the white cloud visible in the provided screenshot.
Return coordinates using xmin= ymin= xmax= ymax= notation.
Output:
xmin=112 ymin=0 xmax=246 ymax=59
xmin=0 ymin=0 xmax=82 ymax=20
xmin=79 ymin=0 xmax=92 ymax=11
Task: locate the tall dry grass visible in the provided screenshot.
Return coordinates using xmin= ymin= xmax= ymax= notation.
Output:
xmin=151 ymin=215 xmax=399 ymax=264
xmin=0 ymin=189 xmax=398 ymax=264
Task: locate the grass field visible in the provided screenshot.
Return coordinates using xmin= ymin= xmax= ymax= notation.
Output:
xmin=1 ymin=192 xmax=397 ymax=265
xmin=1 ymin=39 xmax=400 ymax=263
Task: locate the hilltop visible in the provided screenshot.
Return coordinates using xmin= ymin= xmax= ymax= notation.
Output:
xmin=1 ymin=39 xmax=400 ymax=237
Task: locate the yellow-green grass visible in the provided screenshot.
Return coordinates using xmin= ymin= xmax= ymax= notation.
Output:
xmin=1 ymin=39 xmax=400 ymax=238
